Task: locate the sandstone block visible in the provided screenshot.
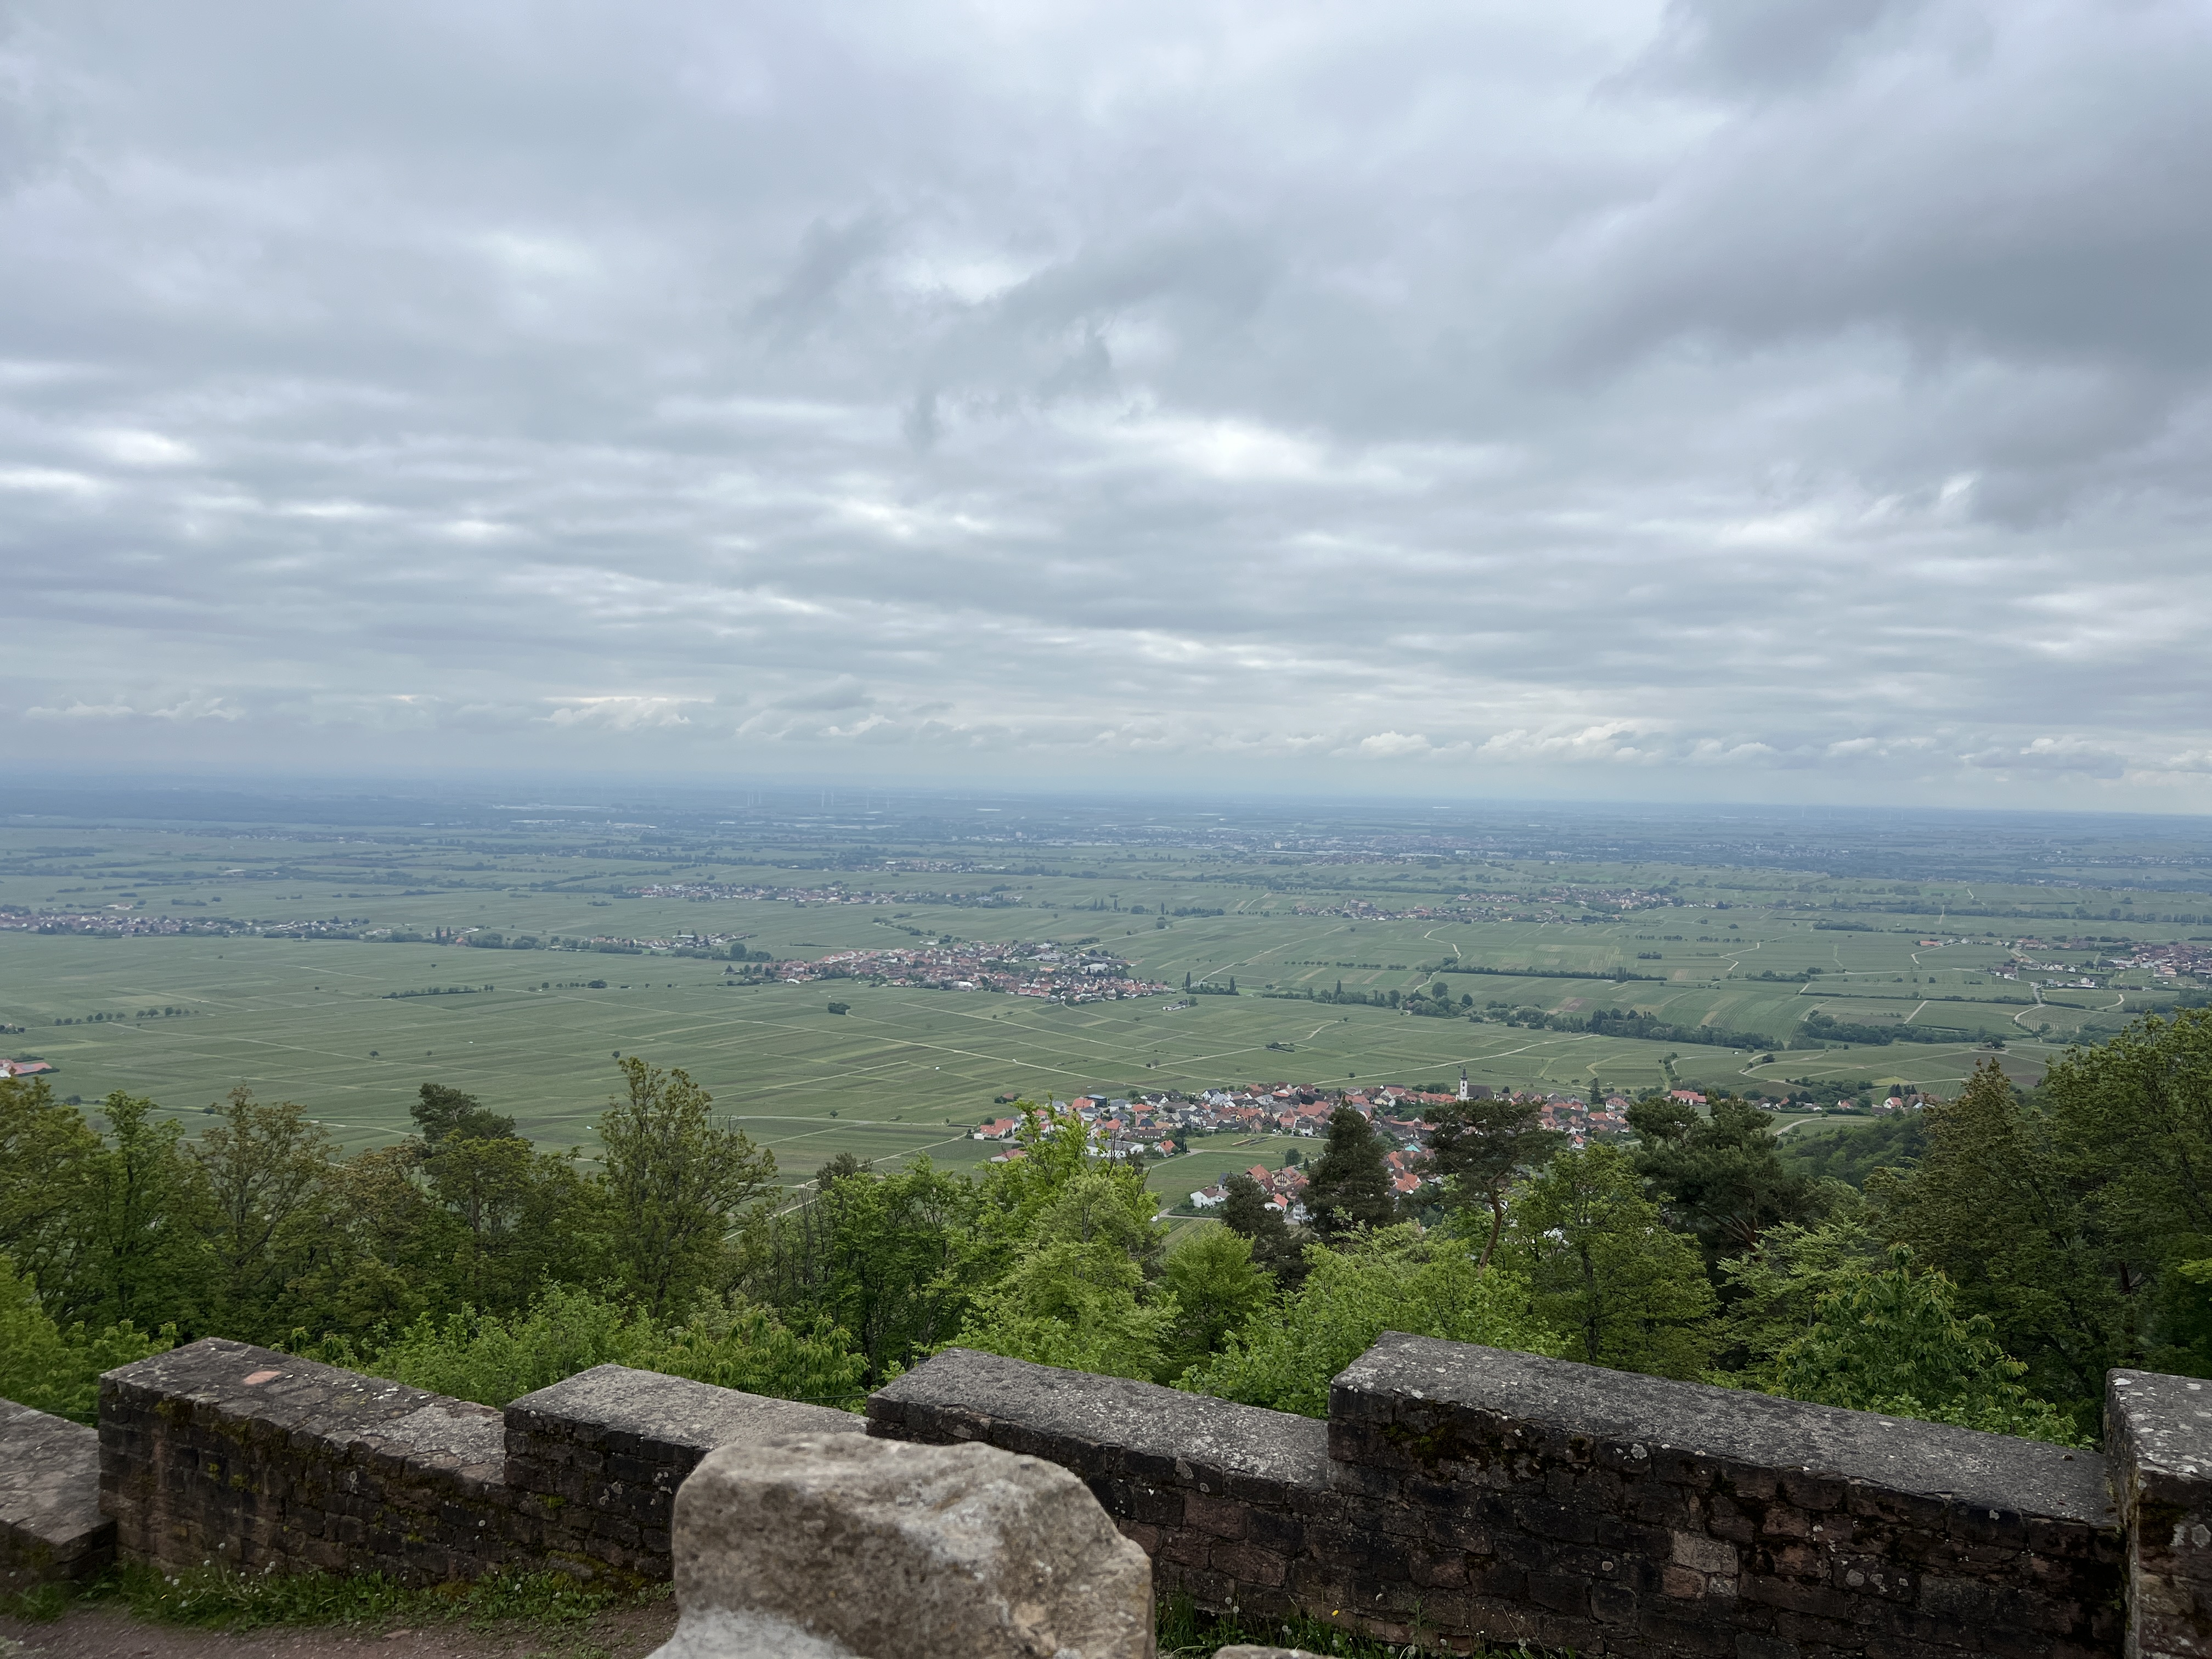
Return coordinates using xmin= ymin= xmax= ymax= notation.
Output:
xmin=2109 ymin=1369 xmax=2212 ymax=1659
xmin=655 ymin=1429 xmax=1153 ymax=1659
xmin=1 ymin=1400 xmax=113 ymax=1589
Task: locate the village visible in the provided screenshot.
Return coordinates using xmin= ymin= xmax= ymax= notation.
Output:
xmin=749 ymin=939 xmax=1171 ymax=1002
xmin=960 ymin=1072 xmax=1951 ymax=1222
xmin=966 ymin=1073 xmax=1635 ymax=1220
xmin=631 ymin=879 xmax=1030 ymax=909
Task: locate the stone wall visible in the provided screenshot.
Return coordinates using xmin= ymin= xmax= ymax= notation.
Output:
xmin=2 ymin=1328 xmax=2209 ymax=1659
xmin=504 ymin=1361 xmax=865 ymax=1581
xmin=1333 ymin=1335 xmax=2121 ymax=1659
xmin=864 ymin=1347 xmax=1333 ymax=1621
xmin=870 ymin=1338 xmax=2135 ymax=1659
xmin=94 ymin=1338 xmax=857 ymax=1587
xmin=100 ymin=1337 xmax=534 ymax=1583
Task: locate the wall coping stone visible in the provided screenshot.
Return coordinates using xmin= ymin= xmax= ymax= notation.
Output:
xmin=507 ymin=1364 xmax=860 ymax=1466
xmin=2108 ymin=1369 xmax=2212 ymax=1659
xmin=102 ymin=1338 xmax=506 ymax=1495
xmin=1337 ymin=1331 xmax=2114 ymax=1526
xmin=0 ymin=1401 xmax=111 ymax=1588
xmin=870 ymin=1347 xmax=1329 ymax=1491
xmin=2110 ymin=1369 xmax=2212 ymax=1494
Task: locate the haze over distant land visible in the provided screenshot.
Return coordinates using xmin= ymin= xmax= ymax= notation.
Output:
xmin=2 ymin=1 xmax=2209 ymax=808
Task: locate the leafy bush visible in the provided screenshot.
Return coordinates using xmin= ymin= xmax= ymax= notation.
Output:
xmin=0 ymin=1254 xmax=171 ymax=1423
xmin=1765 ymin=1246 xmax=2087 ymax=1446
xmin=298 ymin=1279 xmax=865 ymax=1409
xmin=953 ymin=1161 xmax=1176 ymax=1381
xmin=1180 ymin=1225 xmax=1561 ymax=1417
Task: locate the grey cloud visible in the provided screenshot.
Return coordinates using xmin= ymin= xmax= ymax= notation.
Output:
xmin=1962 ymin=740 xmax=2131 ymax=780
xmin=1631 ymin=0 xmax=1934 ymax=93
xmin=749 ymin=213 xmax=891 ymax=340
xmin=0 ymin=0 xmax=2206 ymax=808
xmin=774 ymin=679 xmax=873 ymax=713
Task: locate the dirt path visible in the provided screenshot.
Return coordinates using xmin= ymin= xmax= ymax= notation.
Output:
xmin=0 ymin=1599 xmax=678 ymax=1659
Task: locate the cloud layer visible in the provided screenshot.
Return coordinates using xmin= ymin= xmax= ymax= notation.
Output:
xmin=3 ymin=0 xmax=2210 ymax=805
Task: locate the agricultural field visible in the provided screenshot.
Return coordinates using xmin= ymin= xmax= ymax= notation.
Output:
xmin=3 ymin=788 xmax=2207 ymax=1193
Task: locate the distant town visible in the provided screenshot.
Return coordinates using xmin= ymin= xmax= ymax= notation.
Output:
xmin=747 ymin=939 xmax=1168 ymax=1002
xmin=964 ymin=1076 xmax=1933 ymax=1221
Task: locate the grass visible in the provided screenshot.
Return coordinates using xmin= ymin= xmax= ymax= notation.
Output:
xmin=3 ymin=1570 xmax=1543 ymax=1659
xmin=2 ymin=1561 xmax=663 ymax=1633
xmin=1155 ymin=1591 xmax=1562 ymax=1657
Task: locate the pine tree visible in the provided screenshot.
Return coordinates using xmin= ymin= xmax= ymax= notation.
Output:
xmin=1221 ymin=1173 xmax=1310 ymax=1290
xmin=1304 ymin=1107 xmax=1395 ymax=1239
xmin=1423 ymin=1096 xmax=1563 ymax=1268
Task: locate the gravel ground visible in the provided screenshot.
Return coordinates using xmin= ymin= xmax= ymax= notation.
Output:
xmin=0 ymin=1599 xmax=679 ymax=1659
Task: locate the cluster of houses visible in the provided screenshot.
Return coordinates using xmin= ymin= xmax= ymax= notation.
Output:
xmin=2108 ymin=938 xmax=2212 ymax=980
xmin=971 ymin=1094 xmax=1186 ymax=1163
xmin=1984 ymin=934 xmax=2212 ymax=991
xmin=1285 ymin=881 xmax=1678 ymax=928
xmin=631 ymin=881 xmax=1026 ymax=910
xmin=766 ymin=941 xmax=1168 ymax=1003
xmin=975 ymin=1071 xmax=1639 ymax=1217
xmin=0 ymin=905 xmax=245 ymax=938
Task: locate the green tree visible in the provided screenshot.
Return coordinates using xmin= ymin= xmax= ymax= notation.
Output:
xmin=78 ymin=1093 xmax=216 ymax=1333
xmin=0 ymin=1086 xmax=215 ymax=1333
xmin=305 ymin=1280 xmax=864 ymax=1412
xmin=425 ymin=1135 xmax=598 ymax=1313
xmin=1218 ymin=1173 xmax=1310 ymax=1290
xmin=1180 ymin=1224 xmax=1562 ymax=1417
xmin=1776 ymin=1114 xmax=1927 ymax=1189
xmin=411 ymin=1082 xmax=517 ymax=1146
xmin=952 ymin=1238 xmax=1176 ymax=1381
xmin=651 ymin=1291 xmax=868 ymax=1407
xmin=302 ymin=1143 xmax=448 ymax=1335
xmin=0 ymin=1074 xmax=105 ymax=1321
xmin=1708 ymin=1206 xmax=1888 ymax=1377
xmin=1877 ymin=1059 xmax=2133 ymax=1417
xmin=747 ymin=1159 xmax=982 ymax=1385
xmin=1506 ymin=1145 xmax=1717 ymax=1379
xmin=1303 ymin=1107 xmax=1396 ymax=1239
xmin=1422 ymin=1096 xmax=1563 ymax=1268
xmin=1628 ymin=1096 xmax=1826 ymax=1267
xmin=191 ymin=1087 xmax=340 ymax=1341
xmin=597 ymin=1058 xmax=776 ymax=1315
xmin=1159 ymin=1225 xmax=1273 ymax=1380
xmin=0 ymin=1254 xmax=171 ymax=1423
xmin=953 ymin=1161 xmax=1174 ymax=1381
xmin=1766 ymin=1247 xmax=2085 ymax=1446
xmin=2040 ymin=1010 xmax=2212 ymax=1378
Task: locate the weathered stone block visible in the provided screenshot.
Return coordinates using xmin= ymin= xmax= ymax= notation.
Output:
xmin=653 ymin=1429 xmax=1152 ymax=1659
xmin=0 ymin=1400 xmax=114 ymax=1589
xmin=2110 ymin=1369 xmax=2212 ymax=1659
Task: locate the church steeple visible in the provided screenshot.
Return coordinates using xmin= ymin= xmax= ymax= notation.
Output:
xmin=1458 ymin=1067 xmax=1470 ymax=1102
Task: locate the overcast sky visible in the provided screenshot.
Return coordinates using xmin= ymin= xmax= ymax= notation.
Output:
xmin=3 ymin=0 xmax=2209 ymax=808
